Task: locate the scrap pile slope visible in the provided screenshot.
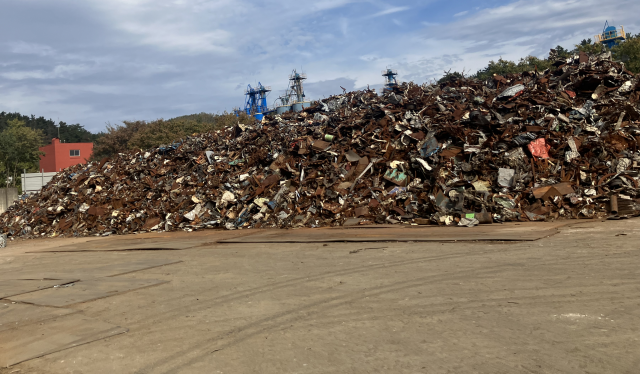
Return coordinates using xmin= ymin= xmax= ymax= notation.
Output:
xmin=2 ymin=50 xmax=640 ymax=238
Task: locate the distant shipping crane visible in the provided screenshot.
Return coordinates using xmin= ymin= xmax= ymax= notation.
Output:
xmin=382 ymin=68 xmax=398 ymax=92
xmin=595 ymin=21 xmax=626 ymax=48
xmin=241 ymin=82 xmax=271 ymax=120
xmin=274 ymin=69 xmax=311 ymax=114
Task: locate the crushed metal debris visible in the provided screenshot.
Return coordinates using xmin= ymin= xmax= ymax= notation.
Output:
xmin=2 ymin=50 xmax=640 ymax=238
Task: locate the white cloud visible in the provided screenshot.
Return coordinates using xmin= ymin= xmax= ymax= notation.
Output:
xmin=8 ymin=41 xmax=55 ymax=56
xmin=360 ymin=54 xmax=379 ymax=62
xmin=87 ymin=0 xmax=240 ymax=54
xmin=1 ymin=0 xmax=639 ymax=132
xmin=433 ymin=0 xmax=639 ymax=46
xmin=119 ymin=23 xmax=232 ymax=54
xmin=1 ymin=70 xmax=49 ymax=80
xmin=1 ymin=64 xmax=91 ymax=80
xmin=87 ymin=0 xmax=360 ymax=54
xmin=311 ymin=0 xmax=359 ymax=11
xmin=368 ymin=6 xmax=410 ymax=18
xmin=0 ymin=85 xmax=97 ymax=124
xmin=410 ymin=0 xmax=640 ymax=80
xmin=340 ymin=18 xmax=349 ymax=37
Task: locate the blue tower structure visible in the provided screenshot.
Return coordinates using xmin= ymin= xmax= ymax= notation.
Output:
xmin=594 ymin=21 xmax=626 ymax=49
xmin=242 ymin=82 xmax=271 ymax=120
xmin=382 ymin=68 xmax=398 ymax=92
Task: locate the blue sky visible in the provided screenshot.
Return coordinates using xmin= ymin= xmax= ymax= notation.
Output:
xmin=1 ymin=0 xmax=638 ymax=132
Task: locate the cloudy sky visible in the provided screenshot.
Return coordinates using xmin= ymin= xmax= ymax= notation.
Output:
xmin=1 ymin=0 xmax=638 ymax=132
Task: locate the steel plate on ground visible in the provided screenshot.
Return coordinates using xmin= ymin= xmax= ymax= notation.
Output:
xmin=0 ymin=258 xmax=181 ymax=280
xmin=0 ymin=314 xmax=127 ymax=367
xmin=0 ymin=303 xmax=77 ymax=332
xmin=218 ymin=222 xmax=570 ymax=243
xmin=0 ymin=279 xmax=78 ymax=299
xmin=9 ymin=278 xmax=168 ymax=307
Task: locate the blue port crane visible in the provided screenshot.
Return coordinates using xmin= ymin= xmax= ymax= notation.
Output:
xmin=382 ymin=68 xmax=398 ymax=92
xmin=242 ymin=82 xmax=271 ymax=120
xmin=594 ymin=21 xmax=626 ymax=49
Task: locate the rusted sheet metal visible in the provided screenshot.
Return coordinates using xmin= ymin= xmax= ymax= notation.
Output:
xmin=218 ymin=221 xmax=570 ymax=243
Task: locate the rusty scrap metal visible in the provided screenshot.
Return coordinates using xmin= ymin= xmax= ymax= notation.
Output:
xmin=2 ymin=50 xmax=640 ymax=238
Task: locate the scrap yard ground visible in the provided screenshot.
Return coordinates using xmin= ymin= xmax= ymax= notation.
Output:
xmin=1 ymin=220 xmax=639 ymax=373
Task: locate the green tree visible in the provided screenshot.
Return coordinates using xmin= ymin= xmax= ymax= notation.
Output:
xmin=0 ymin=112 xmax=57 ymax=143
xmin=438 ymin=70 xmax=465 ymax=84
xmin=91 ymin=112 xmax=254 ymax=160
xmin=517 ymin=55 xmax=553 ymax=72
xmin=554 ymin=45 xmax=572 ymax=58
xmin=0 ymin=112 xmax=99 ymax=145
xmin=612 ymin=33 xmax=640 ymax=73
xmin=90 ymin=120 xmax=149 ymax=161
xmin=128 ymin=112 xmax=254 ymax=150
xmin=214 ymin=111 xmax=254 ymax=129
xmin=575 ymin=38 xmax=604 ymax=55
xmin=170 ymin=112 xmax=220 ymax=123
xmin=128 ymin=118 xmax=212 ymax=150
xmin=0 ymin=119 xmax=43 ymax=188
xmin=475 ymin=56 xmax=553 ymax=81
xmin=579 ymin=38 xmax=592 ymax=47
xmin=475 ymin=58 xmax=519 ymax=80
xmin=58 ymin=122 xmax=100 ymax=143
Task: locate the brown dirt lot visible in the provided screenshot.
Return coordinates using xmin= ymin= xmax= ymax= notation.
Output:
xmin=1 ymin=219 xmax=639 ymax=373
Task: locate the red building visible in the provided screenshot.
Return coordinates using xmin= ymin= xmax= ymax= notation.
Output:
xmin=39 ymin=138 xmax=94 ymax=173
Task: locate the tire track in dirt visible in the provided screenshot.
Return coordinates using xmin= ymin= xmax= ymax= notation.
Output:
xmin=141 ymin=250 xmax=620 ymax=373
xmin=127 ymin=241 xmax=624 ymax=334
xmin=126 ymin=245 xmax=513 ymax=330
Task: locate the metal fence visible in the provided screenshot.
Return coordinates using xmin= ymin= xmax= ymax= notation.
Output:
xmin=22 ymin=171 xmax=57 ymax=195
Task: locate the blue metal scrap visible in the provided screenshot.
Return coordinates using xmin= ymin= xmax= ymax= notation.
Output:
xmin=383 ymin=168 xmax=409 ymax=186
xmin=420 ymin=135 xmax=439 ymax=158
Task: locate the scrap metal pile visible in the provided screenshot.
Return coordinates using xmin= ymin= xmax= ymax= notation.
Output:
xmin=2 ymin=50 xmax=640 ymax=238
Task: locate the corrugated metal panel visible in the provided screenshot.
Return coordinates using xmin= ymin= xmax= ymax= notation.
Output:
xmin=22 ymin=172 xmax=57 ymax=194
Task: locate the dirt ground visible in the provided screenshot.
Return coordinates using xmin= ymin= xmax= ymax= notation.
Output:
xmin=1 ymin=219 xmax=639 ymax=373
